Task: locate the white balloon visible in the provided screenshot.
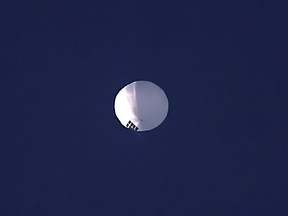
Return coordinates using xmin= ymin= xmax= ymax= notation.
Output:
xmin=114 ymin=80 xmax=169 ymax=132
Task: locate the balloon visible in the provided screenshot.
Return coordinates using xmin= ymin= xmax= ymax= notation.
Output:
xmin=114 ymin=80 xmax=169 ymax=132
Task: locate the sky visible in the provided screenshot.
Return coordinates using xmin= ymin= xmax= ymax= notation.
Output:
xmin=1 ymin=1 xmax=287 ymax=215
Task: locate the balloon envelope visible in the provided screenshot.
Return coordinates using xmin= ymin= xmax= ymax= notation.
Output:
xmin=114 ymin=80 xmax=169 ymax=132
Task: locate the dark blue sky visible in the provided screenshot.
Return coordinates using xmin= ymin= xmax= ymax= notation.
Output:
xmin=1 ymin=1 xmax=287 ymax=215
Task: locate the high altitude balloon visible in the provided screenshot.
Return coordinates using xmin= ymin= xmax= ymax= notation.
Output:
xmin=114 ymin=80 xmax=169 ymax=132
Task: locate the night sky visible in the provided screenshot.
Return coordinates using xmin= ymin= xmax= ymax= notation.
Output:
xmin=1 ymin=1 xmax=287 ymax=215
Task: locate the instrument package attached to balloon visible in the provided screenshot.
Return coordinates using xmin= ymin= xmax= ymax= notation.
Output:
xmin=126 ymin=120 xmax=139 ymax=131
